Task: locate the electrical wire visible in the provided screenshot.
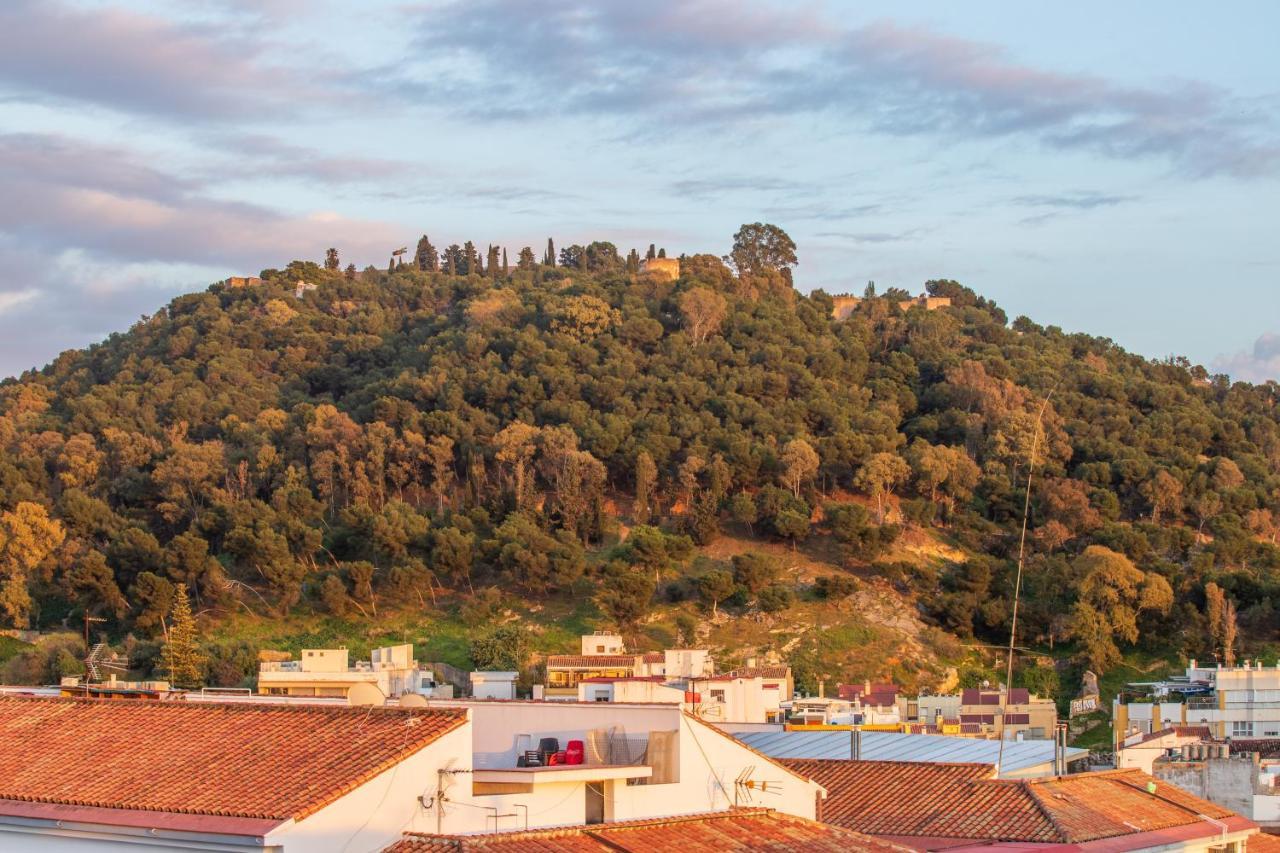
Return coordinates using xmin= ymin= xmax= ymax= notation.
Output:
xmin=682 ymin=715 xmax=732 ymax=808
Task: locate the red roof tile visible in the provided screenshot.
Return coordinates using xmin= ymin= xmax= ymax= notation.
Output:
xmin=641 ymin=652 xmax=664 ymax=663
xmin=0 ymin=696 xmax=466 ymax=822
xmin=783 ymin=761 xmax=1239 ymax=844
xmin=1130 ymin=725 xmax=1212 ymax=746
xmin=546 ymin=655 xmax=637 ymax=668
xmin=385 ymin=808 xmax=913 ymax=851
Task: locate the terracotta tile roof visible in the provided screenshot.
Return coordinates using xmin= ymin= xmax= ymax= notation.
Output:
xmin=0 ymin=696 xmax=466 ymax=822
xmin=1249 ymin=831 xmax=1280 ymax=853
xmin=641 ymin=652 xmax=664 ymax=663
xmin=1128 ymin=725 xmax=1212 ymax=746
xmin=783 ymin=761 xmax=1239 ymax=844
xmin=385 ymin=808 xmax=913 ymax=851
xmin=546 ymin=655 xmax=637 ymax=668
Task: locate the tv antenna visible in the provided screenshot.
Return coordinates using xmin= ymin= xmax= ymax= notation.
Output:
xmin=85 ymin=644 xmax=129 ymax=682
xmin=733 ymin=766 xmax=782 ymax=805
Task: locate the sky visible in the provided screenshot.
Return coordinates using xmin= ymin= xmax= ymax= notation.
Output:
xmin=0 ymin=0 xmax=1277 ymax=381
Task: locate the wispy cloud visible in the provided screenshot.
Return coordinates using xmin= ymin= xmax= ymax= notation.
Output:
xmin=0 ymin=133 xmax=401 ymax=267
xmin=1013 ymin=191 xmax=1135 ymax=210
xmin=389 ymin=2 xmax=1280 ymax=178
xmin=0 ymin=0 xmax=326 ymax=121
xmin=1212 ymin=333 xmax=1280 ymax=384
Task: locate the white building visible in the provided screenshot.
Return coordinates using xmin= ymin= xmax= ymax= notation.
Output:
xmin=0 ymin=693 xmax=825 ymax=850
xmin=257 ymin=643 xmax=452 ymax=701
xmin=1115 ymin=660 xmax=1280 ymax=745
xmin=470 ymin=671 xmax=517 ymax=700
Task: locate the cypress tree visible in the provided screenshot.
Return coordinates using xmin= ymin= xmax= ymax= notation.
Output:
xmin=545 ymin=238 xmax=556 ymax=266
xmin=657 ymin=247 xmax=666 ymax=258
xmin=647 ymin=243 xmax=656 ymax=260
xmin=416 ymin=235 xmax=437 ymax=271
xmin=502 ymin=248 xmax=509 ymax=275
xmin=388 ymin=256 xmax=395 ymax=273
xmin=161 ymin=584 xmax=205 ymax=689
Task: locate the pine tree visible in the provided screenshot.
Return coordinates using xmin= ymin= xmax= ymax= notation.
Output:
xmin=518 ymin=247 xmax=535 ymax=270
xmin=344 ymin=263 xmax=356 ymax=279
xmin=627 ymin=248 xmax=639 ymax=273
xmin=657 ymin=247 xmax=666 ymax=258
xmin=324 ymin=248 xmax=340 ymax=271
xmin=545 ymin=238 xmax=556 ymax=266
xmin=161 ymin=584 xmax=205 ymax=689
xmin=487 ymin=244 xmax=500 ymax=278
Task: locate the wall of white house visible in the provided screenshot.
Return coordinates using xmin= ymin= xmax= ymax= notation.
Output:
xmin=266 ymin=722 xmax=473 ymax=853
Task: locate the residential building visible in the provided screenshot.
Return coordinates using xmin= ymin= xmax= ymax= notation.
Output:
xmin=0 ymin=695 xmax=470 ymax=852
xmin=899 ymin=686 xmax=1057 ymax=739
xmin=1154 ymin=744 xmax=1280 ymax=829
xmin=423 ymin=697 xmax=825 ymax=831
xmin=470 ymin=671 xmax=517 ymax=700
xmin=0 ymin=693 xmax=828 ymax=850
xmin=542 ymin=634 xmax=717 ymax=700
xmin=577 ymin=676 xmax=685 ymax=704
xmin=257 ymin=643 xmax=450 ymax=701
xmin=688 ymin=674 xmax=780 ymax=724
xmin=385 ymin=808 xmax=908 ymax=851
xmin=785 ymin=759 xmax=1269 ymax=853
xmin=738 ymin=729 xmax=1088 ymax=779
xmin=839 ymin=681 xmax=902 ymax=724
xmin=1115 ymin=660 xmax=1280 ymax=744
xmin=1117 ymin=726 xmax=1214 ymax=773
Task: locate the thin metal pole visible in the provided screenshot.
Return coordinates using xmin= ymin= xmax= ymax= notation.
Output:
xmin=996 ymin=390 xmax=1055 ymax=776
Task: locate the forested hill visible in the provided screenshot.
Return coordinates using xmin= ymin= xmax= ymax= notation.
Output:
xmin=2 ymin=229 xmax=1279 ymax=690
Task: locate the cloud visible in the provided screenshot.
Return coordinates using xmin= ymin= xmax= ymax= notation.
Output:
xmin=0 ymin=132 xmax=406 ymax=377
xmin=393 ymin=2 xmax=1280 ymax=177
xmin=0 ymin=0 xmax=323 ymax=121
xmin=198 ymin=133 xmax=411 ymax=186
xmin=815 ymin=230 xmax=924 ymax=244
xmin=1013 ymin=191 xmax=1135 ymax=210
xmin=0 ymin=133 xmax=402 ymax=268
xmin=1212 ymin=333 xmax=1280 ymax=384
xmin=670 ymin=175 xmax=812 ymax=200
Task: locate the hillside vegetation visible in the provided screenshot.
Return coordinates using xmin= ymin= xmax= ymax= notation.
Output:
xmin=1 ymin=227 xmax=1278 ymax=699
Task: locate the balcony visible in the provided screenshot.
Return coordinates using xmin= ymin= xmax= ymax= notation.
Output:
xmin=472 ymin=730 xmax=674 ymax=794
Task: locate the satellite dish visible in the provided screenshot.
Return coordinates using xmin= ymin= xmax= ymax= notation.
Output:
xmin=347 ymin=682 xmax=385 ymax=707
xmin=399 ymin=693 xmax=428 ymax=708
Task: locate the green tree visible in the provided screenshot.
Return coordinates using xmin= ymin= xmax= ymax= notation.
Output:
xmin=470 ymin=623 xmax=528 ymax=671
xmin=854 ymin=453 xmax=910 ymax=524
xmin=161 ymin=584 xmax=205 ymax=688
xmin=727 ymin=222 xmax=797 ymax=277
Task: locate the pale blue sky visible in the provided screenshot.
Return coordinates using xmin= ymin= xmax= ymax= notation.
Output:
xmin=0 ymin=0 xmax=1277 ymax=379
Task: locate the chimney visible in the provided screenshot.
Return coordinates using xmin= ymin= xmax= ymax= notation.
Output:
xmin=818 ymin=679 xmax=825 ymax=699
xmin=864 ymin=679 xmax=871 ymax=694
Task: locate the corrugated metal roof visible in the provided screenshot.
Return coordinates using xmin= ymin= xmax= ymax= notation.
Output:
xmin=735 ymin=730 xmax=1086 ymax=778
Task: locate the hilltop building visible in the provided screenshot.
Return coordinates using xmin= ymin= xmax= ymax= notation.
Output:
xmin=224 ymin=275 xmax=262 ymax=288
xmin=638 ymin=257 xmax=680 ymax=280
xmin=829 ymin=293 xmax=952 ymax=320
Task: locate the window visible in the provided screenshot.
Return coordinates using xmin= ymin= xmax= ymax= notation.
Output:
xmin=710 ymin=690 xmax=726 ymax=703
xmin=596 ymin=645 xmax=605 ymax=653
xmin=1233 ymin=721 xmax=1254 ymax=738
